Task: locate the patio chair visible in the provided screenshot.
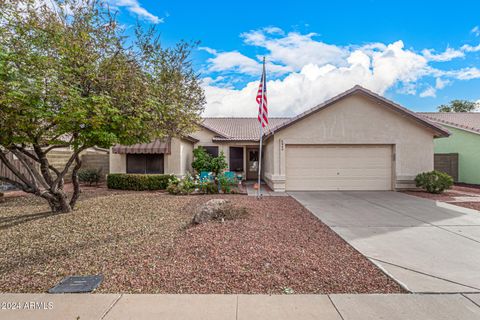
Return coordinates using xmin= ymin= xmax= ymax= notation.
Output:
xmin=199 ymin=171 xmax=213 ymax=183
xmin=223 ymin=171 xmax=237 ymax=184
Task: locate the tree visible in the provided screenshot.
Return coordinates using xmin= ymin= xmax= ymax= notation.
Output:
xmin=437 ymin=100 xmax=479 ymax=112
xmin=0 ymin=0 xmax=205 ymax=212
xmin=210 ymin=151 xmax=228 ymax=176
xmin=191 ymin=148 xmax=228 ymax=176
xmin=191 ymin=147 xmax=213 ymax=174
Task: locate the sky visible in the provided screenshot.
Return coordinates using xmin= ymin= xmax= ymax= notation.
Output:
xmin=108 ymin=0 xmax=480 ymax=117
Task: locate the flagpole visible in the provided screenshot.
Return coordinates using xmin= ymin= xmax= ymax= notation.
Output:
xmin=257 ymin=57 xmax=265 ymax=198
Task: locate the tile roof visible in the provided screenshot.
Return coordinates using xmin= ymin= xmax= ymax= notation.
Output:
xmin=201 ymin=117 xmax=290 ymax=141
xmin=418 ymin=113 xmax=480 ymax=135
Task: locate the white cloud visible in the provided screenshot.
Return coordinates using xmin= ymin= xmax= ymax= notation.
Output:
xmin=201 ymin=28 xmax=480 ymax=117
xmin=419 ymin=87 xmax=436 ymax=98
xmin=202 ymin=50 xmax=292 ymax=76
xmin=472 ymin=26 xmax=480 ymax=37
xmin=263 ymin=26 xmax=285 ymax=35
xmin=435 ymin=78 xmax=450 ymax=89
xmin=202 ymin=40 xmax=430 ymax=117
xmin=241 ymin=30 xmax=347 ymax=70
xmin=461 ymin=44 xmax=480 ymax=52
xmin=108 ymin=0 xmax=162 ymax=24
xmin=451 ymin=67 xmax=480 ymax=80
xmin=422 ymin=47 xmax=465 ymax=62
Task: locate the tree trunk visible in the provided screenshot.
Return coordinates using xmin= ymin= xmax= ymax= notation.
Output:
xmin=45 ymin=191 xmax=72 ymax=213
xmin=69 ymin=154 xmax=82 ymax=209
xmin=0 ymin=145 xmax=87 ymax=213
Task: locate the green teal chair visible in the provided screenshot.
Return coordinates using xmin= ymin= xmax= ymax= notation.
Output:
xmin=199 ymin=171 xmax=213 ymax=182
xmin=224 ymin=171 xmax=236 ymax=184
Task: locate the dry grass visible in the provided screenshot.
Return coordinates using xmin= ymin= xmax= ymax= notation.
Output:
xmin=0 ymin=189 xmax=404 ymax=294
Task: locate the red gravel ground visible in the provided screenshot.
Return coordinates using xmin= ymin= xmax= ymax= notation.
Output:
xmin=0 ymin=189 xmax=404 ymax=294
xmin=402 ymin=190 xmax=469 ymax=202
xmin=448 ymin=202 xmax=480 ymax=211
xmin=403 ymin=185 xmax=480 ymax=212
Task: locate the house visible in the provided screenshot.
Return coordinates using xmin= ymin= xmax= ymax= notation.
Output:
xmin=418 ymin=112 xmax=480 ymax=185
xmin=109 ymin=85 xmax=449 ymax=192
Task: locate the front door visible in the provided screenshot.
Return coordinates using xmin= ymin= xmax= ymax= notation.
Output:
xmin=246 ymin=148 xmax=259 ymax=180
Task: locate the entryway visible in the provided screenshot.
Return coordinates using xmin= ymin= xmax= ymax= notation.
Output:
xmin=246 ymin=148 xmax=259 ymax=180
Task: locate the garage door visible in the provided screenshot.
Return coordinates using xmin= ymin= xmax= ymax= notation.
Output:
xmin=285 ymin=145 xmax=392 ymax=191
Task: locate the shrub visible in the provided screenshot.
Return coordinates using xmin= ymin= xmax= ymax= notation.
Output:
xmin=415 ymin=170 xmax=453 ymax=194
xmin=78 ymin=168 xmax=102 ymax=185
xmin=192 ymin=147 xmax=212 ymax=173
xmin=211 ymin=151 xmax=228 ymax=176
xmin=191 ymin=147 xmax=228 ymax=176
xmin=218 ymin=173 xmax=236 ymax=194
xmin=166 ymin=173 xmax=196 ymax=195
xmin=199 ymin=181 xmax=218 ymax=194
xmin=107 ymin=174 xmax=175 ymax=190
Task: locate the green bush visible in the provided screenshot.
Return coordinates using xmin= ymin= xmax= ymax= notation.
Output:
xmin=191 ymin=147 xmax=228 ymax=176
xmin=191 ymin=147 xmax=212 ymax=173
xmin=107 ymin=173 xmax=175 ymax=190
xmin=78 ymin=168 xmax=102 ymax=185
xmin=166 ymin=173 xmax=196 ymax=195
xmin=211 ymin=151 xmax=228 ymax=176
xmin=218 ymin=174 xmax=236 ymax=194
xmin=415 ymin=170 xmax=453 ymax=194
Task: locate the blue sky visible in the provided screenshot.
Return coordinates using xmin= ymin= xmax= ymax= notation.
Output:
xmin=109 ymin=0 xmax=480 ymax=116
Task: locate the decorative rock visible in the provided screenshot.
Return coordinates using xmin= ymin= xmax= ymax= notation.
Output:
xmin=192 ymin=199 xmax=230 ymax=224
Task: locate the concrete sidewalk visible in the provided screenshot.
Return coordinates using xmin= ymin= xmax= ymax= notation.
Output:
xmin=1 ymin=293 xmax=480 ymax=320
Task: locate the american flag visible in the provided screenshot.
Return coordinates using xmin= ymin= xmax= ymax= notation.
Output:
xmin=256 ymin=59 xmax=268 ymax=127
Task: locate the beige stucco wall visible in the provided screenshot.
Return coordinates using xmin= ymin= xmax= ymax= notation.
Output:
xmin=109 ymin=149 xmax=126 ymax=173
xmin=108 ymin=137 xmax=194 ymax=176
xmin=262 ymin=138 xmax=275 ymax=184
xmin=267 ymin=93 xmax=436 ymax=191
xmin=180 ymin=139 xmax=194 ymax=176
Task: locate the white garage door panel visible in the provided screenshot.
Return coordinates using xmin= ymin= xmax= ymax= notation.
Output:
xmin=286 ymin=145 xmax=392 ymax=191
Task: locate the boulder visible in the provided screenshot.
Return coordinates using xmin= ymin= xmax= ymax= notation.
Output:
xmin=192 ymin=199 xmax=230 ymax=224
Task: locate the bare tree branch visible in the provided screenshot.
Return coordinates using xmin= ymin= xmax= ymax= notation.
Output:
xmin=13 ymin=145 xmax=61 ymax=176
xmin=0 ymin=149 xmax=35 ymax=188
xmin=52 ymin=146 xmax=88 ymax=190
xmin=69 ymin=153 xmax=82 ymax=208
xmin=44 ymin=144 xmax=70 ymax=154
xmin=32 ymin=144 xmax=55 ymax=186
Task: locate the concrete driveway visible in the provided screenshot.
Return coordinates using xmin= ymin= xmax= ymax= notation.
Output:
xmin=290 ymin=191 xmax=480 ymax=293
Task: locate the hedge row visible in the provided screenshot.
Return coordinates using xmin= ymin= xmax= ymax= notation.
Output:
xmin=107 ymin=174 xmax=175 ymax=191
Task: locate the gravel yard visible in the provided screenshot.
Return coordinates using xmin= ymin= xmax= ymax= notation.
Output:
xmin=403 ymin=185 xmax=480 ymax=212
xmin=0 ymin=188 xmax=404 ymax=294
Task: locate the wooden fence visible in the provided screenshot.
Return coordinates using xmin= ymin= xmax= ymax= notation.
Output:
xmin=0 ymin=152 xmax=39 ymax=186
xmin=81 ymin=151 xmax=110 ymax=180
xmin=0 ymin=148 xmax=110 ymax=188
xmin=434 ymin=153 xmax=459 ymax=182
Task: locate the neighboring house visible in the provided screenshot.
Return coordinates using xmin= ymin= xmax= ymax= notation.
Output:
xmin=418 ymin=112 xmax=480 ymax=184
xmin=110 ymin=85 xmax=449 ymax=192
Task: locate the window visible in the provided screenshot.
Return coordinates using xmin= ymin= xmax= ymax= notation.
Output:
xmin=127 ymin=154 xmax=164 ymax=174
xmin=229 ymin=147 xmax=244 ymax=172
xmin=203 ymin=146 xmax=219 ymax=157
